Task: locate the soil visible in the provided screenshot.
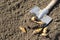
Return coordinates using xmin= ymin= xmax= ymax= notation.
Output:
xmin=0 ymin=0 xmax=60 ymax=40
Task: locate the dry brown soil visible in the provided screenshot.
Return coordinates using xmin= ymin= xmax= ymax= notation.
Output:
xmin=0 ymin=0 xmax=60 ymax=40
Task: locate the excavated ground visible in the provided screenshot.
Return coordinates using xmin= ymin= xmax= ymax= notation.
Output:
xmin=0 ymin=0 xmax=60 ymax=40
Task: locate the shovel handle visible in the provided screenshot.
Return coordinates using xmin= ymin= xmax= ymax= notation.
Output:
xmin=45 ymin=0 xmax=58 ymax=10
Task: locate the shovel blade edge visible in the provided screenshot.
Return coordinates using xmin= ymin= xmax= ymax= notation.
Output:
xmin=41 ymin=15 xmax=52 ymax=25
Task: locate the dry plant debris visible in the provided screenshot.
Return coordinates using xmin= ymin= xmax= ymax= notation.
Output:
xmin=43 ymin=27 xmax=48 ymax=33
xmin=36 ymin=21 xmax=44 ymax=25
xmin=31 ymin=16 xmax=37 ymax=22
xmin=41 ymin=27 xmax=48 ymax=36
xmin=28 ymin=28 xmax=43 ymax=39
xmin=32 ymin=28 xmax=42 ymax=34
xmin=40 ymin=33 xmax=48 ymax=37
xmin=31 ymin=16 xmax=44 ymax=24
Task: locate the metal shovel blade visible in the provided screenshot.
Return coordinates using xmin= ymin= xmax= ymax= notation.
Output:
xmin=30 ymin=6 xmax=40 ymax=13
xmin=30 ymin=6 xmax=52 ymax=25
xmin=30 ymin=6 xmax=41 ymax=17
xmin=41 ymin=15 xmax=52 ymax=25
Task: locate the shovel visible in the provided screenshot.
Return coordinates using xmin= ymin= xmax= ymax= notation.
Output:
xmin=30 ymin=0 xmax=58 ymax=25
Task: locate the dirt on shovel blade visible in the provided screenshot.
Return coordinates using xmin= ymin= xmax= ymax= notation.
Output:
xmin=0 ymin=0 xmax=60 ymax=40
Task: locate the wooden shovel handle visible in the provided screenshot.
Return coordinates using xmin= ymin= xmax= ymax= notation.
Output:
xmin=45 ymin=0 xmax=58 ymax=10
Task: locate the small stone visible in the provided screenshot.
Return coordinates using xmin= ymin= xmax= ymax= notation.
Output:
xmin=19 ymin=26 xmax=26 ymax=33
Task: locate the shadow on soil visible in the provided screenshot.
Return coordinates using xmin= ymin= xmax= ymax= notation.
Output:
xmin=54 ymin=33 xmax=60 ymax=40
